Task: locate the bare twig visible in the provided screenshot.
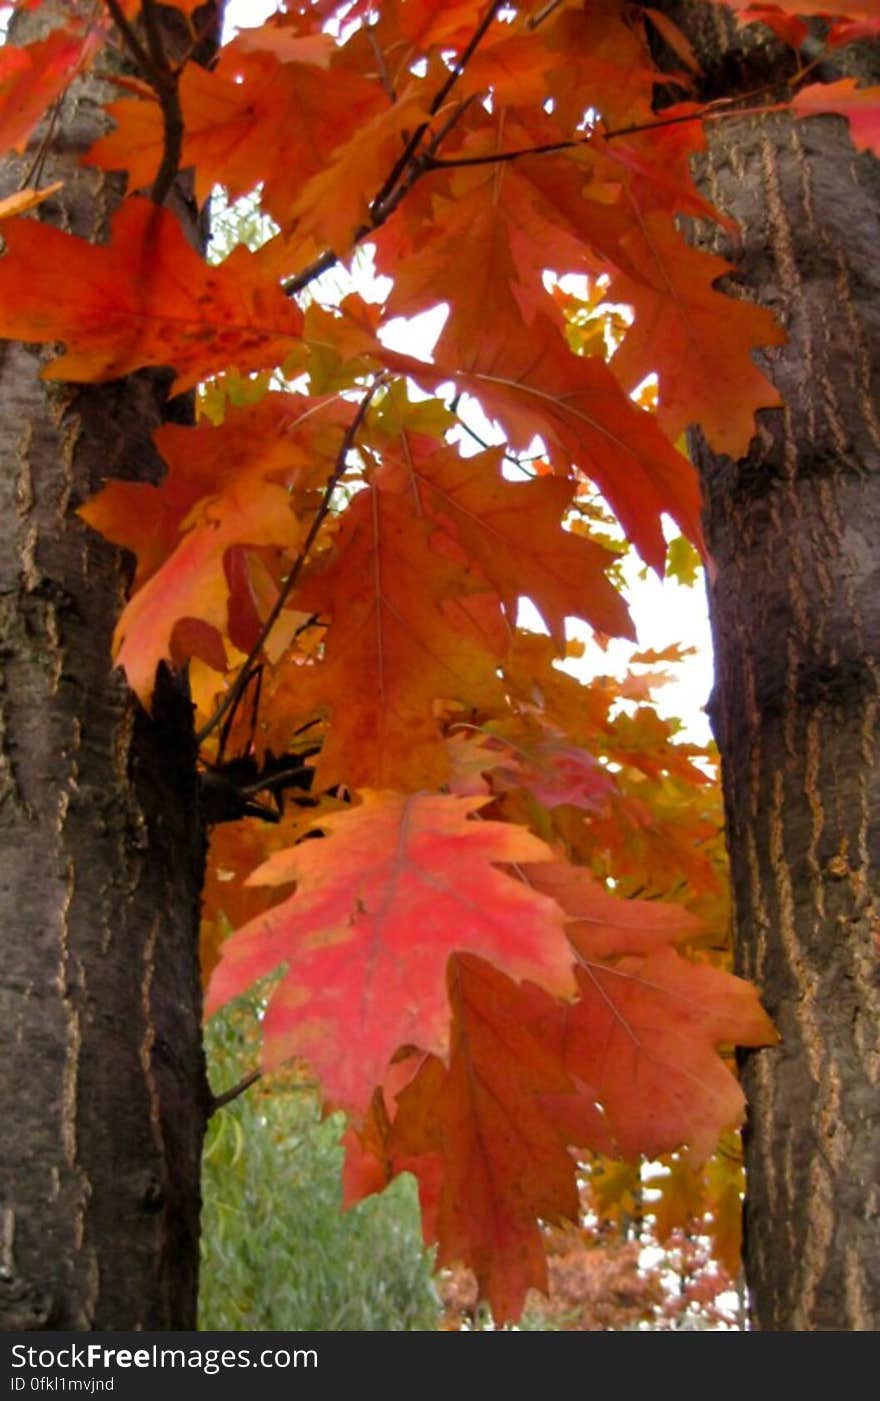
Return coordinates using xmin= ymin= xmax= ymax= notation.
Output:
xmin=195 ymin=379 xmax=384 ymax=748
xmin=449 ymin=402 xmax=540 ymax=477
xmin=208 ymin=1069 xmax=320 ymax=1116
xmin=208 ymin=1068 xmax=262 ymax=1115
xmin=527 ymin=0 xmax=565 ymax=30
xmin=20 ymin=96 xmax=63 ymax=190
xmin=141 ymin=0 xmax=183 ymax=205
xmin=367 ymin=23 xmax=397 ymax=104
xmin=104 ymin=0 xmax=155 ymax=81
xmin=371 ymin=0 xmax=502 ymax=214
xmin=429 ymin=0 xmax=504 ymax=118
xmin=423 ymin=89 xmax=793 ymax=173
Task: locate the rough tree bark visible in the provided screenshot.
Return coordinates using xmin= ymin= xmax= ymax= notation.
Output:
xmin=654 ymin=2 xmax=880 ymax=1331
xmin=0 ymin=4 xmax=220 ymax=1329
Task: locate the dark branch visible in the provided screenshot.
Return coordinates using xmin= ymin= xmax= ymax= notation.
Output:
xmin=104 ymin=0 xmax=155 ymax=81
xmin=207 ymin=1069 xmax=262 ymax=1115
xmin=282 ymin=3 xmax=501 ymax=300
xmin=141 ymin=0 xmax=184 ymax=206
xmin=106 ymin=0 xmax=184 ymax=206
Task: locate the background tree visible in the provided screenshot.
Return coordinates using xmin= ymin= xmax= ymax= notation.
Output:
xmin=651 ymin=0 xmax=880 ymax=1331
xmin=0 ymin=0 xmax=875 ymax=1333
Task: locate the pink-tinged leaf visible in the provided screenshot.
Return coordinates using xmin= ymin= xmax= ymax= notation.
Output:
xmin=793 ymin=79 xmax=880 ymax=157
xmin=0 ymin=26 xmax=100 ymax=156
xmin=566 ymin=949 xmax=779 ymax=1159
xmin=206 ymin=791 xmax=575 ymax=1111
xmin=521 ymin=862 xmax=703 ymax=958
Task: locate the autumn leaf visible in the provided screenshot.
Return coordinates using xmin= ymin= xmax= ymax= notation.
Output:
xmin=793 ymin=80 xmax=880 ymax=157
xmin=521 ymin=862 xmax=704 ymax=958
xmin=565 ymin=949 xmax=778 ymax=1159
xmin=87 ymin=42 xmax=385 ymax=224
xmin=0 ymin=25 xmax=99 ymax=156
xmin=285 ymin=484 xmax=507 ymax=790
xmin=356 ymin=955 xmax=615 ymax=1323
xmin=81 ymin=394 xmax=352 ymax=702
xmin=379 ymin=440 xmax=634 ymax=644
xmin=423 ymin=955 xmax=604 ymax=1323
xmin=377 ymin=328 xmax=704 ymax=572
xmin=292 ymin=94 xmax=431 ymax=254
xmin=206 ymin=791 xmax=576 ymax=1111
xmin=0 ymin=198 xmax=303 ymax=392
xmin=608 ymin=213 xmax=785 ymax=455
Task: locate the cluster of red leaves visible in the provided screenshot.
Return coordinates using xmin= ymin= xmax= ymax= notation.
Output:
xmin=1 ymin=0 xmax=873 ymax=1320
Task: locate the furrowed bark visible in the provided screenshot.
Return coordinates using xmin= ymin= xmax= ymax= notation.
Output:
xmin=0 ymin=3 xmax=221 ymax=1329
xmin=653 ymin=2 xmax=880 ymax=1330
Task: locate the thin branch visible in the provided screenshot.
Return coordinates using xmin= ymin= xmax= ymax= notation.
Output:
xmin=208 ymin=1068 xmax=262 ymax=1115
xmin=104 ymin=0 xmax=156 ymax=82
xmin=281 ymin=108 xmax=472 ymax=297
xmin=141 ymin=0 xmax=183 ymax=205
xmin=20 ymin=96 xmax=63 ymax=190
xmin=429 ymin=0 xmax=504 ymax=119
xmin=367 ymin=23 xmax=397 ymax=104
xmin=195 ymin=379 xmax=384 ymax=748
xmin=140 ymin=0 xmax=169 ymax=74
xmin=527 ymin=0 xmax=565 ymax=29
xmin=424 ymin=90 xmax=795 ymax=174
xmin=208 ymin=1069 xmax=320 ymax=1116
xmin=282 ymin=3 xmax=501 ymax=300
xmin=450 ymin=403 xmax=539 ymax=477
xmin=283 ymin=248 xmax=340 ymax=298
xmin=106 ymin=0 xmax=183 ymax=205
xmin=427 ymin=134 xmax=584 ymax=169
xmin=372 ymin=0 xmax=503 ymax=216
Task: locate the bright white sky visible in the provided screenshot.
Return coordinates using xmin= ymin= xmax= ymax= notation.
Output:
xmin=222 ymin=0 xmax=715 ymax=744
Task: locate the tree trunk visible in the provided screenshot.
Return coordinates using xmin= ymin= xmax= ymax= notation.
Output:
xmin=654 ymin=3 xmax=880 ymax=1330
xmin=0 ymin=4 xmax=219 ymax=1329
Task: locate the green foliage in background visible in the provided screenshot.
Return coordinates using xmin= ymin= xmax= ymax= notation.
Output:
xmin=199 ymin=997 xmax=440 ymax=1331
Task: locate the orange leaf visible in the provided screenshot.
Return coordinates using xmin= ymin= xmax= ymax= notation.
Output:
xmin=0 ymin=198 xmax=303 ymax=393
xmin=289 ymin=486 xmax=506 ymax=790
xmin=205 ymin=791 xmax=575 ymax=1111
xmin=80 ymin=395 xmax=351 ymax=701
xmin=608 ymin=213 xmax=785 ymax=455
xmin=87 ymin=43 xmax=385 ymax=223
xmin=522 ymin=862 xmax=704 ymax=957
xmin=378 ymin=955 xmax=613 ymax=1322
xmin=793 ymin=79 xmax=880 ymax=157
xmin=292 ymin=94 xmax=431 ymax=255
xmin=381 ymin=440 xmax=634 ymax=644
xmin=566 ymin=949 xmax=778 ymax=1159
xmin=431 ymin=955 xmax=600 ymax=1323
xmin=379 ymin=326 xmax=704 ymax=571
